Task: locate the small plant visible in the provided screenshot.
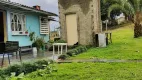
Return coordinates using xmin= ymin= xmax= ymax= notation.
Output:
xmin=48 ymin=40 xmax=54 ymax=44
xmin=55 ymin=40 xmax=66 ymax=43
xmin=0 ymin=60 xmax=53 ymax=79
xmin=66 ymin=50 xmax=74 ymax=56
xmin=29 ymin=32 xmax=45 ymax=50
xmin=32 ymin=37 xmax=45 ymax=50
xmin=59 ymin=46 xmax=90 ymax=60
xmin=58 ymin=54 xmax=68 ymax=60
xmin=10 ymin=72 xmax=24 ymax=80
xmin=29 ymin=32 xmax=35 ymax=41
xmin=25 ymin=30 xmax=28 ymax=34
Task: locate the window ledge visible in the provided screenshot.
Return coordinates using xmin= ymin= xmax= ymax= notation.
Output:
xmin=12 ymin=31 xmax=29 ymax=36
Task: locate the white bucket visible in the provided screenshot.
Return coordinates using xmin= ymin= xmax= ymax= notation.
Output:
xmin=32 ymin=47 xmax=37 ymax=57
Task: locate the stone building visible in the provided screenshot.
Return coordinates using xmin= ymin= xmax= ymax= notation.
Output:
xmin=58 ymin=0 xmax=101 ymax=45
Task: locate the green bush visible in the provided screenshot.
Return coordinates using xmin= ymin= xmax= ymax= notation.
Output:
xmin=59 ymin=46 xmax=90 ymax=60
xmin=35 ymin=60 xmax=49 ymax=66
xmin=3 ymin=64 xmax=23 ymax=76
xmin=22 ymin=63 xmax=37 ymax=74
xmin=73 ymin=49 xmax=79 ymax=55
xmin=55 ymin=40 xmax=66 ymax=43
xmin=48 ymin=40 xmax=54 ymax=44
xmin=0 ymin=69 xmax=7 ymax=79
xmin=34 ymin=60 xmax=49 ymax=69
xmin=68 ymin=45 xmax=78 ymax=49
xmin=86 ymin=45 xmax=93 ymax=49
xmin=29 ymin=32 xmax=45 ymax=50
xmin=66 ymin=50 xmax=74 ymax=56
xmin=58 ymin=54 xmax=68 ymax=60
xmin=0 ymin=60 xmax=52 ymax=79
xmin=32 ymin=37 xmax=45 ymax=50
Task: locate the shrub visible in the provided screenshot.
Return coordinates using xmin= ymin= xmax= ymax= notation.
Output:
xmin=29 ymin=32 xmax=45 ymax=50
xmin=55 ymin=40 xmax=66 ymax=43
xmin=0 ymin=60 xmax=52 ymax=79
xmin=0 ymin=69 xmax=7 ymax=79
xmin=35 ymin=60 xmax=49 ymax=66
xmin=48 ymin=40 xmax=54 ymax=44
xmin=3 ymin=64 xmax=23 ymax=76
xmin=32 ymin=37 xmax=45 ymax=50
xmin=22 ymin=63 xmax=37 ymax=74
xmin=34 ymin=60 xmax=49 ymax=69
xmin=59 ymin=46 xmax=91 ymax=60
xmin=73 ymin=49 xmax=79 ymax=55
xmin=68 ymin=45 xmax=79 ymax=49
xmin=66 ymin=50 xmax=74 ymax=56
xmin=86 ymin=45 xmax=93 ymax=49
xmin=58 ymin=54 xmax=68 ymax=60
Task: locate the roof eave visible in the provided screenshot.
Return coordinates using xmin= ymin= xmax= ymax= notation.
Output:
xmin=0 ymin=1 xmax=58 ymax=16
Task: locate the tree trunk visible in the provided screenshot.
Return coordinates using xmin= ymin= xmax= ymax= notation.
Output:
xmin=134 ymin=12 xmax=142 ymax=38
xmin=134 ymin=23 xmax=142 ymax=38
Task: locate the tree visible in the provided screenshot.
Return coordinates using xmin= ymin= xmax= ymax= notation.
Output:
xmin=101 ymin=0 xmax=121 ymax=21
xmin=104 ymin=0 xmax=142 ymax=38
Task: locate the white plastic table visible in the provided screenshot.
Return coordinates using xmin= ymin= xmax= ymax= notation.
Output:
xmin=53 ymin=43 xmax=68 ymax=55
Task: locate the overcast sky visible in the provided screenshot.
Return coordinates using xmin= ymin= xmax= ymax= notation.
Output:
xmin=11 ymin=0 xmax=59 ymax=31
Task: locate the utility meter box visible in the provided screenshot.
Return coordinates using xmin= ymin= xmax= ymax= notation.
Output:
xmin=95 ymin=33 xmax=106 ymax=47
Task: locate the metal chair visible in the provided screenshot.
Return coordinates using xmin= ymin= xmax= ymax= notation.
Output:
xmin=0 ymin=41 xmax=21 ymax=67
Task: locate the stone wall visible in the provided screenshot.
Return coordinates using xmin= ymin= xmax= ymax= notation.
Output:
xmin=58 ymin=0 xmax=101 ymax=45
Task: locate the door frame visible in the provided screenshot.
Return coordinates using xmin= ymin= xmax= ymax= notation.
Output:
xmin=0 ymin=10 xmax=7 ymax=42
xmin=65 ymin=13 xmax=79 ymax=45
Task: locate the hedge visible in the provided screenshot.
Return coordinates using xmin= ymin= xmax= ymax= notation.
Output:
xmin=58 ymin=46 xmax=90 ymax=60
xmin=0 ymin=60 xmax=53 ymax=79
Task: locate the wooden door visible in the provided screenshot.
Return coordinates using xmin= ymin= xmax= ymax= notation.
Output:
xmin=66 ymin=14 xmax=78 ymax=45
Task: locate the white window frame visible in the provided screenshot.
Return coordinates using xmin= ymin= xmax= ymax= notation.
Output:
xmin=10 ymin=12 xmax=27 ymax=35
xmin=40 ymin=16 xmax=49 ymax=35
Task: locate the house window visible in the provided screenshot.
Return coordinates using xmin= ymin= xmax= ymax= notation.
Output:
xmin=40 ymin=17 xmax=49 ymax=34
xmin=11 ymin=13 xmax=26 ymax=32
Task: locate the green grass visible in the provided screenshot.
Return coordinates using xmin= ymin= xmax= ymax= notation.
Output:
xmin=23 ymin=62 xmax=142 ymax=80
xmin=15 ymin=23 xmax=142 ymax=80
xmin=70 ymin=24 xmax=142 ymax=60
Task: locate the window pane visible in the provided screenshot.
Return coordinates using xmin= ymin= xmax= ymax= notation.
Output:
xmin=22 ymin=15 xmax=25 ymax=23
xmin=22 ymin=15 xmax=26 ymax=31
xmin=18 ymin=15 xmax=21 ymax=24
xmin=11 ymin=13 xmax=14 ymax=22
xmin=23 ymin=24 xmax=26 ymax=31
xmin=15 ymin=24 xmax=18 ymax=31
xmin=14 ymin=15 xmax=17 ymax=22
xmin=11 ymin=23 xmax=14 ymax=31
xmin=12 ymin=19 xmax=14 ymax=23
xmin=11 ymin=13 xmax=26 ymax=32
xmin=18 ymin=24 xmax=22 ymax=31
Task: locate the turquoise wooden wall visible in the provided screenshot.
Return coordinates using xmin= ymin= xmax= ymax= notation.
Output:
xmin=6 ymin=11 xmax=49 ymax=46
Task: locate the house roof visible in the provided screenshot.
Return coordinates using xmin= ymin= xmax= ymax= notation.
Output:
xmin=0 ymin=0 xmax=58 ymax=16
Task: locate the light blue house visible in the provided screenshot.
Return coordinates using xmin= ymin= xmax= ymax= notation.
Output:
xmin=0 ymin=1 xmax=57 ymax=47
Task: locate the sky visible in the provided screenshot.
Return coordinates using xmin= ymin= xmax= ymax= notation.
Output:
xmin=10 ymin=0 xmax=59 ymax=31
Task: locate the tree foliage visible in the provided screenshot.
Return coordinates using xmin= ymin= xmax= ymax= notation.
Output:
xmin=101 ymin=0 xmax=121 ymax=20
xmin=103 ymin=0 xmax=142 ymax=38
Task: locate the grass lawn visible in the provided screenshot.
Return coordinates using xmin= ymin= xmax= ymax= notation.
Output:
xmin=24 ymin=62 xmax=142 ymax=80
xmin=17 ymin=23 xmax=142 ymax=80
xmin=70 ymin=23 xmax=142 ymax=60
